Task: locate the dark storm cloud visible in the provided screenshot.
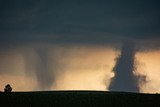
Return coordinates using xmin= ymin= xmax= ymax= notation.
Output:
xmin=0 ymin=0 xmax=160 ymax=44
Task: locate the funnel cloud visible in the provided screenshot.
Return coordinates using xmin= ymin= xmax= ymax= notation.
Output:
xmin=109 ymin=42 xmax=139 ymax=92
xmin=24 ymin=48 xmax=54 ymax=90
xmin=35 ymin=49 xmax=54 ymax=90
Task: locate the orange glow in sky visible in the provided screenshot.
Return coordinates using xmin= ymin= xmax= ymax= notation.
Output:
xmin=0 ymin=45 xmax=117 ymax=91
xmin=1 ymin=44 xmax=160 ymax=93
xmin=136 ymin=50 xmax=160 ymax=93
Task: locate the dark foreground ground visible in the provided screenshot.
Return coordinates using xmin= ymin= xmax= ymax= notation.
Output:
xmin=0 ymin=91 xmax=160 ymax=107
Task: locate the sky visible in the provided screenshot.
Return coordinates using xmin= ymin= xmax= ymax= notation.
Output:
xmin=0 ymin=0 xmax=160 ymax=93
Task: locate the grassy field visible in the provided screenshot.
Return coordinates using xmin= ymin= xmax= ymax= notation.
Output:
xmin=0 ymin=91 xmax=160 ymax=107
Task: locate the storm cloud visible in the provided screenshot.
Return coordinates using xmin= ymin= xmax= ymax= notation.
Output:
xmin=0 ymin=0 xmax=160 ymax=92
xmin=0 ymin=0 xmax=160 ymax=45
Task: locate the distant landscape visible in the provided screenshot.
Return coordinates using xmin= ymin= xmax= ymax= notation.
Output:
xmin=0 ymin=91 xmax=160 ymax=107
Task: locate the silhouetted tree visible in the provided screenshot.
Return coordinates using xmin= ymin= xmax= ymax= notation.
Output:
xmin=4 ymin=84 xmax=12 ymax=92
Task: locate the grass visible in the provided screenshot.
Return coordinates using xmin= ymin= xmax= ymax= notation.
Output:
xmin=0 ymin=91 xmax=160 ymax=107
